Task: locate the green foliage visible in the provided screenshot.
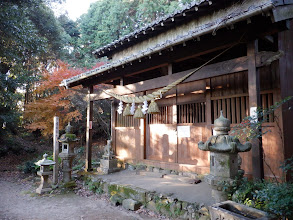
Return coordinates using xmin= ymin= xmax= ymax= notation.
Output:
xmin=231 ymin=96 xmax=292 ymax=141
xmin=230 ymin=177 xmax=293 ymax=219
xmin=0 ymin=0 xmax=68 ymax=140
xmin=18 ymin=160 xmax=38 ymax=174
xmin=86 ymin=179 xmax=104 ymax=194
xmin=76 ymin=0 xmax=195 ymax=67
xmin=280 ymin=156 xmax=293 ymax=178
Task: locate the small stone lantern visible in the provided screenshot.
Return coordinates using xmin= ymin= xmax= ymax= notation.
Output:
xmin=58 ymin=122 xmax=79 ymax=183
xmin=35 ymin=153 xmax=55 ymax=194
xmin=198 ymin=111 xmax=252 ymax=202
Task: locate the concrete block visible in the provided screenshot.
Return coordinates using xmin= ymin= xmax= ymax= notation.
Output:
xmin=122 ymin=199 xmax=141 ymax=211
xmin=209 ymin=200 xmax=271 ymax=220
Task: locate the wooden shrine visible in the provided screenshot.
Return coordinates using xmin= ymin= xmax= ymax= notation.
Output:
xmin=61 ymin=0 xmax=293 ymax=180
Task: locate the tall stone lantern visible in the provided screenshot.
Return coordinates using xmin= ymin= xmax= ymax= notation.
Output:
xmin=58 ymin=122 xmax=79 ymax=183
xmin=198 ymin=111 xmax=252 ymax=202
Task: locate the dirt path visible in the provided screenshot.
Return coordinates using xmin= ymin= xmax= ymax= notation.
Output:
xmin=0 ymin=172 xmax=162 ymax=220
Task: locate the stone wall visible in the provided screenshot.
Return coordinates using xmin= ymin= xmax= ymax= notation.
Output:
xmin=85 ymin=172 xmax=210 ymax=219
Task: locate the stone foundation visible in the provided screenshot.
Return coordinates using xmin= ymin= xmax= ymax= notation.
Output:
xmin=85 ymin=174 xmax=209 ymax=219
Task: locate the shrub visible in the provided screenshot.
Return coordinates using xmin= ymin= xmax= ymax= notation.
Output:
xmin=18 ymin=160 xmax=38 ymax=174
xmin=230 ymin=178 xmax=293 ymax=219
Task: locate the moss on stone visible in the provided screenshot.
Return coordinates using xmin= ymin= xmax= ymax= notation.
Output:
xmin=108 ymin=184 xmax=118 ymax=195
xmin=65 ymin=133 xmax=77 ymax=141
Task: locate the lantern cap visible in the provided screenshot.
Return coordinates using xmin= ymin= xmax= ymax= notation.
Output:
xmin=35 ymin=153 xmax=55 ymax=166
xmin=214 ymin=110 xmax=230 ymax=133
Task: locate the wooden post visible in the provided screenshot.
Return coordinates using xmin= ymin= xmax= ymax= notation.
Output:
xmin=111 ymin=100 xmax=116 ymax=155
xmin=53 ymin=116 xmax=59 ymax=185
xmin=85 ymin=86 xmax=93 ymax=172
xmin=278 ymin=21 xmax=293 ymax=181
xmin=247 ymin=40 xmax=264 ymax=179
xmin=168 ymin=63 xmax=172 ymax=75
xmin=205 ymin=79 xmax=213 ymax=137
xmin=140 ymin=118 xmax=146 ymax=160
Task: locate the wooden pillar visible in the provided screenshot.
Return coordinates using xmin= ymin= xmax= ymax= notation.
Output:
xmin=247 ymin=40 xmax=264 ymax=179
xmin=85 ymin=85 xmax=93 ymax=172
xmin=111 ymin=100 xmax=116 ymax=155
xmin=278 ymin=21 xmax=293 ymax=181
xmin=140 ymin=118 xmax=146 ymax=160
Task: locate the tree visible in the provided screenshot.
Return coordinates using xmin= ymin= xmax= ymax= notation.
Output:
xmin=0 ymin=0 xmax=67 ymax=138
xmin=24 ymin=61 xmax=83 ymax=136
xmin=76 ymin=0 xmax=195 ymax=67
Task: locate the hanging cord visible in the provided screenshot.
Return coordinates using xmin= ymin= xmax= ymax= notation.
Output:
xmin=103 ymin=40 xmax=242 ymax=103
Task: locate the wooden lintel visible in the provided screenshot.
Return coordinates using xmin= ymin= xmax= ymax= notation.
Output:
xmin=90 ymin=51 xmax=280 ymax=101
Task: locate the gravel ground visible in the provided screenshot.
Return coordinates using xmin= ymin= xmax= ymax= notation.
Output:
xmin=0 ymin=171 xmax=167 ymax=220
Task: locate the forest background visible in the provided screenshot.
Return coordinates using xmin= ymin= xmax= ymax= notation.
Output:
xmin=0 ymin=0 xmax=196 ymax=149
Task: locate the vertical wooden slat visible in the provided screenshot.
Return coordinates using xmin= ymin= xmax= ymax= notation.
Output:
xmin=222 ymin=99 xmax=226 ymax=118
xmin=241 ymin=96 xmax=246 ymax=121
xmin=227 ymin=98 xmax=231 ymax=122
xmin=262 ymin=94 xmax=267 ymax=122
xmin=213 ymin=100 xmax=217 ymax=122
xmin=246 ymin=96 xmax=249 ymax=117
xmin=217 ymin=99 xmax=222 ymax=118
xmin=236 ymin=97 xmax=241 ymax=123
xmin=268 ymin=93 xmax=273 ymax=122
xmin=231 ymin=97 xmax=236 ymax=124
xmin=201 ymin=102 xmax=205 ymax=123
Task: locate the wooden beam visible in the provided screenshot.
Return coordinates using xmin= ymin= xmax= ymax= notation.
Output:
xmin=278 ymin=20 xmax=293 ymax=181
xmin=91 ymin=51 xmax=281 ymax=101
xmin=247 ymin=40 xmax=264 ymax=180
xmin=272 ymin=5 xmax=293 ymax=23
xmin=85 ymin=86 xmax=93 ymax=172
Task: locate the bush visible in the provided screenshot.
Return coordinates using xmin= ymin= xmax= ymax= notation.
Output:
xmin=231 ymin=178 xmax=293 ymax=219
xmin=18 ymin=160 xmax=38 ymax=174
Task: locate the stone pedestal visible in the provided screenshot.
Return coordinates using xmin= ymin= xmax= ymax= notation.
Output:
xmin=36 ymin=173 xmax=52 ymax=194
xmin=98 ymin=140 xmax=119 ymax=174
xmin=59 ymin=152 xmax=75 ymax=183
xmin=100 ymin=158 xmax=118 ymax=174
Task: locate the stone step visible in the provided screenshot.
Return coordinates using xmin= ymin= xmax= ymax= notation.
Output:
xmin=164 ymin=174 xmax=202 ymax=184
xmin=136 ymin=170 xmax=165 ymax=178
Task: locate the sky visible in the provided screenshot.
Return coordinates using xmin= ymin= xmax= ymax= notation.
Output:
xmin=52 ymin=0 xmax=98 ymax=20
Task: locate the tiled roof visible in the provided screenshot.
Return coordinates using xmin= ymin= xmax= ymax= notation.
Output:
xmin=61 ymin=0 xmax=276 ymax=88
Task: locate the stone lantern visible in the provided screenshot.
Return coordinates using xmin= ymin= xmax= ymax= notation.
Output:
xmin=198 ymin=111 xmax=252 ymax=202
xmin=35 ymin=153 xmax=55 ymax=194
xmin=58 ymin=122 xmax=79 ymax=183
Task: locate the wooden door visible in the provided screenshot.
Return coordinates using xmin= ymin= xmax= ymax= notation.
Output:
xmin=147 ymin=124 xmax=177 ymax=162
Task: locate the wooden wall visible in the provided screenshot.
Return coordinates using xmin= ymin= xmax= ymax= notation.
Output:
xmin=113 ymin=60 xmax=283 ymax=179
